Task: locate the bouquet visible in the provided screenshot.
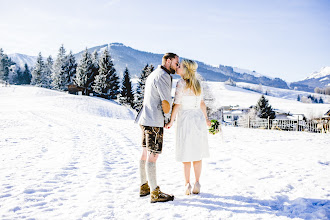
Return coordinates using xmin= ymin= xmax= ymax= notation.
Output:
xmin=209 ymin=119 xmax=220 ymax=135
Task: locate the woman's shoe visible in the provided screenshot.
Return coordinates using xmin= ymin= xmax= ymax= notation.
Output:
xmin=192 ymin=182 xmax=201 ymax=194
xmin=185 ymin=183 xmax=192 ymax=195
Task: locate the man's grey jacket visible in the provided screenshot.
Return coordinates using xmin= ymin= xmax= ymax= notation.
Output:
xmin=135 ymin=65 xmax=172 ymax=127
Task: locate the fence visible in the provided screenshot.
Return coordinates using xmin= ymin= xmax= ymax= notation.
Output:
xmin=236 ymin=117 xmax=330 ymax=133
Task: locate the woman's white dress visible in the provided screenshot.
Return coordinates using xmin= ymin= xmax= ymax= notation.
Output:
xmin=174 ymin=79 xmax=210 ymax=162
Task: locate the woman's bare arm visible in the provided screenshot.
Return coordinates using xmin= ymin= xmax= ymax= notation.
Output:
xmin=201 ymin=100 xmax=211 ymax=127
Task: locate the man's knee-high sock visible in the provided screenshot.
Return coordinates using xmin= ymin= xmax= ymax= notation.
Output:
xmin=146 ymin=162 xmax=157 ymax=191
xmin=140 ymin=160 xmax=147 ymax=185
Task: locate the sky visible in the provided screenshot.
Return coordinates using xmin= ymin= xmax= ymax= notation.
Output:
xmin=0 ymin=0 xmax=329 ymax=82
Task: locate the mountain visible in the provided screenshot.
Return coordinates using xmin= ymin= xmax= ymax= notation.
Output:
xmin=9 ymin=43 xmax=289 ymax=89
xmin=75 ymin=43 xmax=289 ymax=89
xmin=290 ymin=67 xmax=330 ymax=92
xmin=8 ymin=53 xmax=37 ymax=69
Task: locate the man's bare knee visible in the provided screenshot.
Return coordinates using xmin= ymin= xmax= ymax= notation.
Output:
xmin=140 ymin=148 xmax=148 ymax=160
xmin=147 ymin=152 xmax=159 ymax=162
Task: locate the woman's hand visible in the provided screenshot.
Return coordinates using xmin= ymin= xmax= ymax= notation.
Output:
xmin=165 ymin=121 xmax=174 ymax=129
xmin=206 ymin=119 xmax=211 ymax=127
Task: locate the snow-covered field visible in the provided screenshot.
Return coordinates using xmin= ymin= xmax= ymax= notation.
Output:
xmin=1 ymin=85 xmax=329 ymax=219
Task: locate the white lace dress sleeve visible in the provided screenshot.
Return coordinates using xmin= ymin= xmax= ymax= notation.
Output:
xmin=174 ymin=79 xmax=185 ymax=104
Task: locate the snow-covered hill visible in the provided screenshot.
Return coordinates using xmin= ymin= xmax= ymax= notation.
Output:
xmin=203 ymin=80 xmax=330 ymax=118
xmin=1 ymin=85 xmax=329 ymax=219
xmin=235 ymin=81 xmax=330 ymax=103
xmin=0 ymin=85 xmax=135 ymax=120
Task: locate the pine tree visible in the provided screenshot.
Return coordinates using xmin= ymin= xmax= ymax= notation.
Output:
xmin=51 ymin=45 xmax=67 ymax=90
xmin=104 ymin=51 xmax=120 ymax=100
xmin=66 ymin=51 xmax=77 ymax=85
xmin=255 ymin=95 xmax=275 ymax=119
xmin=135 ymin=64 xmax=153 ymax=111
xmin=319 ymin=97 xmax=324 ymax=104
xmin=44 ymin=56 xmax=53 ymax=88
xmin=22 ymin=63 xmax=32 ymax=84
xmin=82 ymin=50 xmax=97 ymax=94
xmin=31 ymin=52 xmax=46 ymax=87
xmin=0 ymin=48 xmax=10 ymax=82
xmin=75 ymin=48 xmax=93 ymax=94
xmin=15 ymin=67 xmax=23 ymax=84
xmin=92 ymin=50 xmax=99 ymax=75
xmin=89 ymin=50 xmax=99 ymax=94
xmin=92 ymin=48 xmax=116 ymax=98
xmin=120 ymin=67 xmax=134 ymax=108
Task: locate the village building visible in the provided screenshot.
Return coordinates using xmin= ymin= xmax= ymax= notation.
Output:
xmin=221 ymin=105 xmax=250 ymax=125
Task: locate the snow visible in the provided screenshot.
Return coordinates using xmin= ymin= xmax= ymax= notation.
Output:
xmin=1 ymin=85 xmax=330 ymax=219
xmin=305 ymin=67 xmax=330 ymax=80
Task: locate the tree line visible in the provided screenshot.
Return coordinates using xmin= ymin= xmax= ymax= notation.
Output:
xmin=297 ymin=94 xmax=324 ymax=104
xmin=314 ymin=87 xmax=330 ymax=95
xmin=0 ymin=46 xmax=155 ymax=111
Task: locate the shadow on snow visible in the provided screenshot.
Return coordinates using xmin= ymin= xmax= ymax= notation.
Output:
xmin=174 ymin=193 xmax=330 ymax=219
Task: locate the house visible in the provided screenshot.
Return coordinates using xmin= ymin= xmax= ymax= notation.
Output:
xmin=222 ymin=105 xmax=250 ymax=125
xmin=273 ymin=109 xmax=291 ymax=120
xmin=324 ymin=109 xmax=330 ymax=119
xmin=67 ymin=84 xmax=85 ymax=95
xmin=272 ymin=109 xmax=305 ymax=120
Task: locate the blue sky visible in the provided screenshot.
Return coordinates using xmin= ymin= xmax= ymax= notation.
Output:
xmin=0 ymin=0 xmax=329 ymax=82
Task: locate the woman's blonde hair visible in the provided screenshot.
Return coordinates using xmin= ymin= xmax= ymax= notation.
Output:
xmin=182 ymin=59 xmax=201 ymax=96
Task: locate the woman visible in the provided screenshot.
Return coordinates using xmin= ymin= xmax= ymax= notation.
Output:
xmin=165 ymin=59 xmax=211 ymax=195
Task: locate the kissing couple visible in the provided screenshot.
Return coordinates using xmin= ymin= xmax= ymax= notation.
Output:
xmin=135 ymin=53 xmax=211 ymax=203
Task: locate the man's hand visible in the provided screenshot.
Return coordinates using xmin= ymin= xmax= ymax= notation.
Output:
xmin=162 ymin=100 xmax=170 ymax=114
xmin=165 ymin=121 xmax=173 ymax=129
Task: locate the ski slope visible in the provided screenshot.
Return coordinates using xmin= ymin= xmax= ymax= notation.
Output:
xmin=0 ymin=85 xmax=329 ymax=219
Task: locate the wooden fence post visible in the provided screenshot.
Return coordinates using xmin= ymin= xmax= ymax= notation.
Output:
xmin=296 ymin=116 xmax=299 ymax=131
xmin=268 ymin=117 xmax=270 ymax=129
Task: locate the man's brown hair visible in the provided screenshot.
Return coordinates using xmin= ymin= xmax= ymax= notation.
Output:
xmin=162 ymin=53 xmax=178 ymax=65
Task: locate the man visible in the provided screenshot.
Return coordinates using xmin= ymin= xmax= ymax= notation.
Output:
xmin=135 ymin=53 xmax=179 ymax=203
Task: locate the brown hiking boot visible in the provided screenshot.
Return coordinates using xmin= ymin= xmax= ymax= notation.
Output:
xmin=150 ymin=186 xmax=174 ymax=203
xmin=140 ymin=182 xmax=150 ymax=197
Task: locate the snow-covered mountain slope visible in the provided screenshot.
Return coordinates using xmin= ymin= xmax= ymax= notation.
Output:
xmin=9 ymin=42 xmax=289 ymax=89
xmin=7 ymin=53 xmax=37 ymax=69
xmin=233 ymin=66 xmax=272 ymax=79
xmin=305 ymin=67 xmax=330 ymax=80
xmin=205 ymin=81 xmax=330 ymax=118
xmin=291 ymin=66 xmax=330 ymax=92
xmin=1 ymin=85 xmax=329 ymax=219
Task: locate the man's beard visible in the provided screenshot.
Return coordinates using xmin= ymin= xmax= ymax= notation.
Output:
xmin=169 ymin=66 xmax=176 ymax=74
